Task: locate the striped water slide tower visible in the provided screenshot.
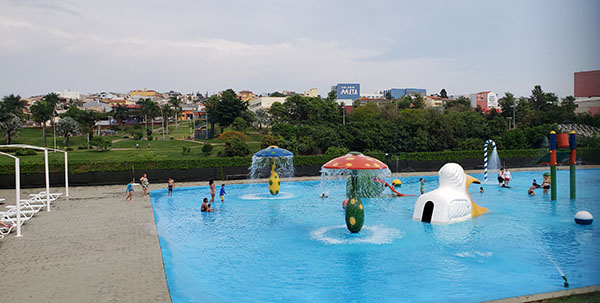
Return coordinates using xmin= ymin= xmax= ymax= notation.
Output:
xmin=483 ymin=140 xmax=496 ymax=183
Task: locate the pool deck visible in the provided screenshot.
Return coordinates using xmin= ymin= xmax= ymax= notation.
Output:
xmin=0 ymin=165 xmax=597 ymax=302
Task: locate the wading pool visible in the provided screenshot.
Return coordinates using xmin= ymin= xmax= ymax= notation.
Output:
xmin=150 ymin=169 xmax=599 ymax=302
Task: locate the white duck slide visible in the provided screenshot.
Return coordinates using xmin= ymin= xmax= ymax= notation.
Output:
xmin=413 ymin=163 xmax=488 ymax=224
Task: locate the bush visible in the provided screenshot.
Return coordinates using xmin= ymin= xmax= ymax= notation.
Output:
xmin=65 ymin=147 xmax=73 ymax=151
xmin=224 ymin=137 xmax=250 ymax=157
xmin=182 ymin=146 xmax=192 ymax=155
xmin=325 ymin=146 xmax=349 ymax=156
xmin=78 ymin=145 xmax=89 ymax=150
xmin=15 ymin=149 xmax=37 ymax=156
xmin=133 ymin=131 xmax=143 ymax=140
xmin=147 ymin=135 xmax=153 ymax=141
xmin=146 ymin=129 xmax=152 ymax=136
xmin=133 ymin=123 xmax=141 ymax=129
xmin=260 ymin=135 xmax=279 ymax=149
xmin=218 ymin=131 xmax=248 ymax=141
xmin=90 ymin=137 xmax=112 ymax=151
xmin=202 ymin=143 xmax=213 ymax=156
xmin=109 ymin=125 xmax=121 ymax=132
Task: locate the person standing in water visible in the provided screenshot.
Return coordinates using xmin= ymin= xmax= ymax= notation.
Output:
xmin=209 ymin=179 xmax=216 ymax=203
xmin=503 ymin=168 xmax=512 ymax=187
xmin=420 ymin=178 xmax=425 ymax=195
xmin=168 ymin=178 xmax=175 ymax=197
xmin=497 ymin=168 xmax=505 ymax=186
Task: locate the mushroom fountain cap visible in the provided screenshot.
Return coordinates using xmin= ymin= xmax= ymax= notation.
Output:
xmin=322 ymin=152 xmax=388 ymax=170
xmin=253 ymin=146 xmax=294 ymax=158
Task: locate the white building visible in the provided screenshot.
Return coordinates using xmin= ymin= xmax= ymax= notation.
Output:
xmin=360 ymin=92 xmax=384 ymax=99
xmin=248 ymin=97 xmax=287 ymax=112
xmin=55 ymin=89 xmax=82 ymax=100
xmin=303 ymin=88 xmax=319 ymax=97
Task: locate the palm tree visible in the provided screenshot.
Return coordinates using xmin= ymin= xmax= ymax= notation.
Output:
xmin=160 ymin=104 xmax=172 ymax=139
xmin=113 ymin=104 xmax=129 ymax=125
xmin=136 ymin=98 xmax=159 ymax=131
xmin=1 ymin=94 xmax=27 ymax=120
xmin=168 ymin=96 xmax=182 ymax=132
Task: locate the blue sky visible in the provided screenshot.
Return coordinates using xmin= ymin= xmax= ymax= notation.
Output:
xmin=1 ymin=0 xmax=599 ymax=98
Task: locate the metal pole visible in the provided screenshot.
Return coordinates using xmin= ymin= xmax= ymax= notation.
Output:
xmin=53 ymin=118 xmax=57 ymax=150
xmin=549 ymin=131 xmax=557 ymax=201
xmin=569 ymin=131 xmax=576 ymax=199
xmin=15 ymin=158 xmax=22 ymax=237
xmin=64 ymin=151 xmax=69 ymax=197
xmin=44 ymin=149 xmax=51 ymax=211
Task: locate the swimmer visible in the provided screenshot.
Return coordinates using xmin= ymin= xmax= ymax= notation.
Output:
xmin=528 ymin=185 xmax=537 ymax=196
xmin=420 ymin=178 xmax=425 ymax=195
xmin=320 ymin=193 xmax=328 ymax=199
xmin=480 ymin=187 xmax=484 ymax=193
xmin=201 ymin=198 xmax=210 ymax=212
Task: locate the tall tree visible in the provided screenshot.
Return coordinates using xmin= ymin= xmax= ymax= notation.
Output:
xmin=113 ymin=104 xmax=129 ymax=125
xmin=30 ymin=99 xmax=54 ymax=146
xmin=215 ymin=89 xmax=248 ymax=133
xmin=1 ymin=94 xmax=27 ymax=120
xmin=499 ymin=92 xmax=516 ymax=119
xmin=384 ymin=91 xmax=393 ymax=100
xmin=62 ymin=107 xmax=102 ymax=148
xmin=136 ymin=98 xmax=160 ymax=131
xmin=440 ymin=89 xmax=448 ymax=99
xmin=560 ymin=95 xmax=578 ymax=121
xmin=0 ymin=114 xmax=23 ymax=144
xmin=204 ymin=94 xmax=219 ymax=135
xmin=443 ymin=96 xmax=471 ymax=111
xmin=412 ymin=94 xmax=425 ymax=109
xmin=56 ymin=117 xmax=80 ymax=147
xmin=254 ymin=109 xmax=271 ymax=130
xmin=168 ymin=96 xmax=182 ymax=131
xmin=160 ymin=103 xmax=172 ymax=138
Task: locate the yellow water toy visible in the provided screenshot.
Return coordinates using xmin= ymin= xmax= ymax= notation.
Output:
xmin=392 ymin=179 xmax=402 ymax=188
xmin=413 ymin=163 xmax=488 ymax=224
xmin=268 ymin=159 xmax=280 ymax=195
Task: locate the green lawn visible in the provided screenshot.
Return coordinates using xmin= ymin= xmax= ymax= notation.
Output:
xmin=0 ymin=124 xmax=264 ymax=169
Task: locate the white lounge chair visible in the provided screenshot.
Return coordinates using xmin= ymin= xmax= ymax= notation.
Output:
xmin=5 ymin=199 xmax=45 ymax=214
xmin=33 ymin=191 xmax=63 ymax=200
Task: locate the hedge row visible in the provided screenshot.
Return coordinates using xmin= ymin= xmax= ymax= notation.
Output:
xmin=0 ymin=148 xmax=597 ymax=175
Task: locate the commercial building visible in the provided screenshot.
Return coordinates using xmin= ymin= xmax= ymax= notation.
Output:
xmin=238 ymin=90 xmax=257 ymax=102
xmin=382 ymin=88 xmax=426 ymax=99
xmin=424 ymin=96 xmax=447 ymax=108
xmin=303 ymin=88 xmax=318 ymax=97
xmin=466 ymin=91 xmax=499 ymax=111
xmin=129 ymin=89 xmax=159 ymax=101
xmin=248 ymin=97 xmax=287 ymax=112
xmin=574 ymin=70 xmax=600 ymax=98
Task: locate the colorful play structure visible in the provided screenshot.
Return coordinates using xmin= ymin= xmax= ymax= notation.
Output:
xmin=412 ymin=163 xmax=488 ymax=224
xmin=548 ymin=131 xmax=577 ymax=200
xmin=321 ymin=152 xmax=415 ymax=233
xmin=250 ymin=146 xmax=294 ymax=196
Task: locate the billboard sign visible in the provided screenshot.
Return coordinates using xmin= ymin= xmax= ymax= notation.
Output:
xmin=337 ymin=83 xmax=360 ymax=100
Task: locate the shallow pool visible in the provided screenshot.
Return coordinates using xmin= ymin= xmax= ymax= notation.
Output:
xmin=150 ymin=169 xmax=600 ymax=302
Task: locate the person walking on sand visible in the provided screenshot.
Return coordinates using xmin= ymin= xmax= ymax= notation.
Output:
xmin=126 ymin=181 xmax=134 ymax=201
xmin=140 ymin=174 xmax=150 ymax=197
xmin=220 ymin=184 xmax=226 ymax=203
xmin=209 ymin=179 xmax=216 ymax=203
xmin=168 ymin=178 xmax=175 ymax=197
xmin=420 ymin=178 xmax=425 ymax=195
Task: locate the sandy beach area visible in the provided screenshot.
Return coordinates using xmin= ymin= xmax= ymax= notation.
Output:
xmin=0 ymin=165 xmax=597 ymax=302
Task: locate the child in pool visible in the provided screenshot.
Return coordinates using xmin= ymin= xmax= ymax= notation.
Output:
xmin=220 ymin=184 xmax=226 ymax=203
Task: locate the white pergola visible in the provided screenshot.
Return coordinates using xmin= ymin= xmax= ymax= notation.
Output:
xmin=0 ymin=144 xmax=69 ymax=212
xmin=0 ymin=151 xmax=22 ymax=237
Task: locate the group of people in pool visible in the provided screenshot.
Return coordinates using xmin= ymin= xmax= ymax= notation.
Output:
xmin=495 ymin=168 xmax=551 ymax=196
xmin=528 ymin=175 xmax=551 ymax=196
xmin=201 ymin=179 xmax=226 ymax=212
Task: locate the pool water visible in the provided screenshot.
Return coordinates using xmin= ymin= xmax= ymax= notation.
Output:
xmin=150 ymin=169 xmax=600 ymax=302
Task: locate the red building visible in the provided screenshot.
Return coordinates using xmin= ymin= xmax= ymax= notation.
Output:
xmin=574 ymin=70 xmax=600 ymax=98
